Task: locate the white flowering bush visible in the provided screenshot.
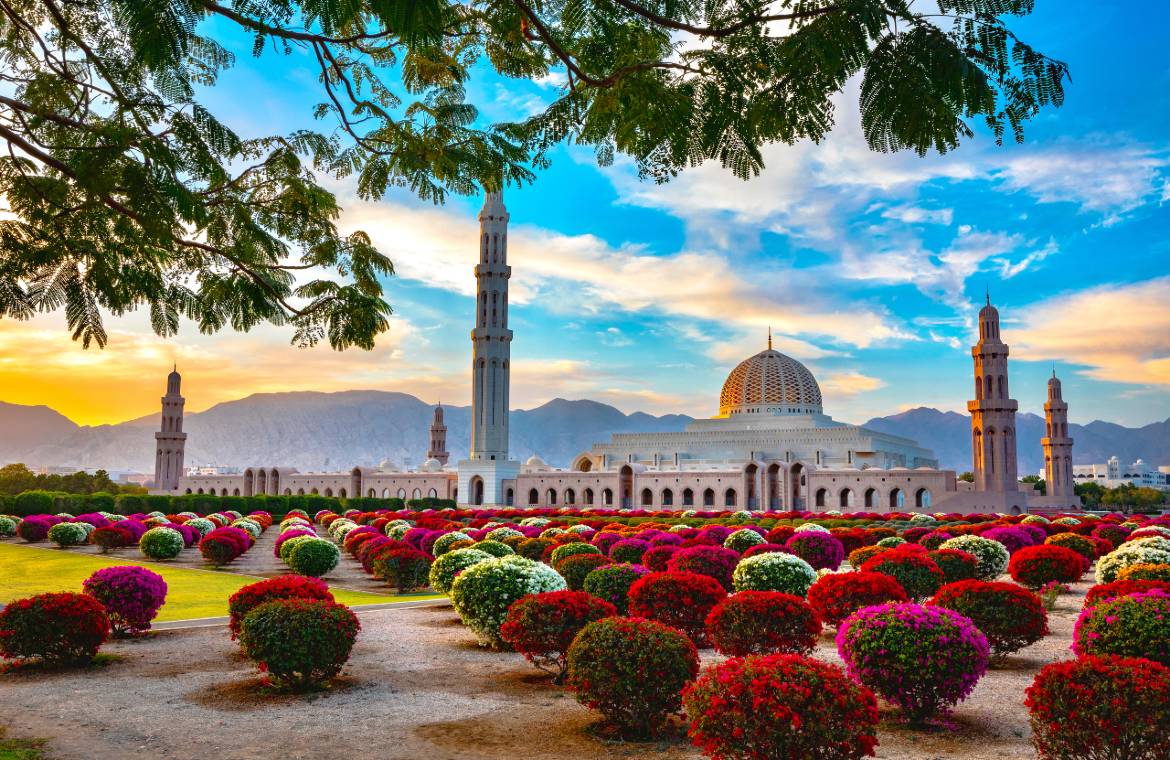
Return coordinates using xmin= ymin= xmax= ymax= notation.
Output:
xmin=450 ymin=556 xmax=567 ymax=647
xmin=185 ymin=518 xmax=215 ymax=536
xmin=539 ymin=527 xmax=568 ymax=539
xmin=429 ymin=548 xmax=493 ymax=594
xmin=139 ymin=526 xmax=184 ymax=559
xmin=732 ymin=553 xmax=817 ymax=596
xmin=939 ymin=535 xmax=1010 ymax=580
xmin=1052 ymin=517 xmax=1081 ymax=527
xmin=385 ymin=522 xmax=412 ymax=540
xmin=729 ymin=510 xmax=753 ymax=521
xmin=486 ymin=526 xmax=524 ymax=542
xmin=232 ymin=518 xmax=263 ymax=539
xmin=793 ymin=523 xmax=830 ymax=534
xmin=1096 ymin=543 xmax=1170 ymax=584
xmin=567 ymin=524 xmax=593 ymax=535
xmin=519 ymin=517 xmax=550 ymax=528
xmin=146 ymin=511 xmax=168 ymax=520
xmin=1021 ymin=515 xmax=1050 ymax=526
xmin=682 ymin=510 xmax=698 ymax=518
xmin=0 ymin=517 xmax=16 ymax=536
xmin=279 ymin=534 xmax=317 ymax=562
xmin=328 ymin=520 xmax=359 ymax=542
xmin=48 ymin=522 xmax=89 ymax=547
xmin=909 ymin=513 xmax=936 ymax=524
xmin=432 ymin=531 xmax=472 ymax=556
xmin=724 ymin=528 xmax=766 ymax=553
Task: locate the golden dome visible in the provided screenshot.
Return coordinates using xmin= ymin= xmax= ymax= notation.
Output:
xmin=718 ymin=348 xmax=823 ymax=417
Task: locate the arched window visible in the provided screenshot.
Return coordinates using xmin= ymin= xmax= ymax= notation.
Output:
xmin=296 ymin=489 xmax=304 ymax=496
xmin=839 ymin=488 xmax=854 ymax=508
xmin=602 ymin=488 xmax=613 ymax=506
xmin=428 ymin=488 xmax=438 ymax=498
xmin=641 ymin=488 xmax=653 ymax=506
xmin=546 ymin=488 xmax=557 ymax=505
xmin=724 ymin=488 xmax=737 ymax=507
xmin=564 ymin=488 xmax=575 ymax=505
xmin=528 ymin=488 xmax=539 ymax=505
xmin=184 ymin=488 xmax=192 ymax=494
xmin=583 ymin=488 xmax=594 ymax=505
xmin=310 ymin=488 xmax=319 ymax=495
xmin=975 ymin=375 xmax=983 ymax=399
xmin=682 ymin=488 xmax=694 ymax=506
xmin=367 ymin=488 xmax=375 ymax=497
xmin=324 ymin=488 xmax=333 ymax=497
xmin=916 ymin=488 xmax=932 ymax=508
xmin=338 ymin=488 xmax=347 ymax=498
xmin=412 ymin=488 xmax=422 ymax=499
xmin=998 ymin=375 xmax=1006 ymax=398
xmin=985 ymin=374 xmax=993 ymax=398
xmin=661 ymin=488 xmax=674 ymax=506
xmin=889 ymin=488 xmax=905 ymax=509
xmin=703 ymin=488 xmax=715 ymax=507
xmin=814 ymin=488 xmax=827 ymax=507
xmin=382 ymin=488 xmax=390 ymax=498
xmin=397 ymin=488 xmax=407 ymax=499
xmin=864 ymin=488 xmax=877 ymax=509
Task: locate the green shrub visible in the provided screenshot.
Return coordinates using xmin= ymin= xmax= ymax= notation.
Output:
xmin=139 ymin=527 xmax=184 ymax=559
xmin=278 ymin=534 xmax=316 ymax=562
xmin=114 ymin=495 xmax=146 ymax=515
xmin=287 ymin=539 xmax=341 ymax=578
xmin=732 ymin=553 xmax=817 ymax=595
xmin=723 ymin=528 xmax=765 ymax=553
xmin=450 ymin=556 xmax=567 ymax=647
xmin=48 ymin=522 xmax=89 ymax=547
xmin=13 ymin=491 xmax=54 ymax=517
xmin=239 ymin=599 xmax=360 ymax=690
xmin=431 ymin=531 xmax=472 ymax=556
xmin=429 ymin=548 xmax=493 ymax=595
xmin=548 ymin=541 xmax=601 ymax=566
xmin=474 ymin=539 xmax=514 ymax=557
xmin=85 ymin=492 xmax=116 ymax=512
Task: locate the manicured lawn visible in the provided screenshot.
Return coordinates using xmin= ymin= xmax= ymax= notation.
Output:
xmin=0 ymin=543 xmax=438 ymax=621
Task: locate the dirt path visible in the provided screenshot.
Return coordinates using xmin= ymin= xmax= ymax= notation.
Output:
xmin=1 ymin=578 xmax=1089 ymax=760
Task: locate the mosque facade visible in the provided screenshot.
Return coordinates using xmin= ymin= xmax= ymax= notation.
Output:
xmin=160 ymin=192 xmax=1078 ymax=514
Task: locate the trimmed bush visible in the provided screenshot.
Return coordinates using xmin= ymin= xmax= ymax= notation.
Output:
xmin=1008 ymin=544 xmax=1088 ymax=589
xmin=566 ymin=617 xmax=699 ymax=737
xmin=1025 ymin=655 xmax=1170 ymax=760
xmin=139 ymin=526 xmax=184 ymax=559
xmin=228 ymin=575 xmax=334 ymax=638
xmin=548 ymin=541 xmax=600 ymax=566
xmin=82 ymin=566 xmax=167 ymax=636
xmin=48 ymin=522 xmax=89 ymax=547
xmin=666 ymin=545 xmax=741 ymax=591
xmin=0 ymin=516 xmax=15 ymax=536
xmin=608 ymin=538 xmax=651 ymax=564
xmin=554 ymin=552 xmax=612 ymax=591
xmin=848 ymin=545 xmax=887 ymax=568
xmin=784 ymin=532 xmax=845 ymax=571
xmin=628 ymin=571 xmax=727 ymax=644
xmin=450 ymin=556 xmax=567 ymax=647
xmin=1044 ymin=532 xmax=1097 ymax=561
xmin=582 ymin=564 xmax=649 ymax=615
xmin=277 ymin=533 xmax=315 ymax=562
xmin=431 ymin=531 xmax=472 ymax=556
xmin=643 ymin=544 xmax=680 ymax=572
xmin=1095 ymin=542 xmax=1170 ymax=584
xmin=0 ymin=592 xmax=110 ymax=665
xmin=1084 ymin=578 xmax=1170 ymax=607
xmin=939 ymin=535 xmax=1010 ymax=580
xmin=370 ymin=546 xmax=432 ymax=592
xmin=808 ymin=571 xmax=909 ymax=628
xmin=837 ymin=602 xmax=989 ymax=723
xmin=239 ymin=599 xmax=360 ymax=690
xmin=706 ymin=591 xmax=820 ymax=657
xmin=927 ymin=548 xmax=980 ymax=585
xmin=287 ymin=538 xmax=341 ymax=577
xmin=499 ymin=590 xmax=616 ymax=683
xmin=732 ymin=552 xmax=817 ymax=595
xmin=860 ymin=549 xmax=943 ymax=600
xmin=429 ymin=548 xmax=493 ymax=595
xmin=16 ymin=516 xmax=51 ymax=542
xmin=683 ymin=654 xmax=879 ymax=760
xmin=930 ymin=580 xmax=1048 ymax=661
xmin=474 ymin=539 xmax=514 ymax=557
xmin=1116 ymin=563 xmax=1170 ymax=582
xmin=1073 ymin=589 xmax=1170 ymax=666
xmin=723 ymin=528 xmax=766 ymax=553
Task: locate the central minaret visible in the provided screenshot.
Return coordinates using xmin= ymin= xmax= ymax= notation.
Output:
xmin=470 ymin=191 xmax=513 ymax=461
xmin=428 ymin=404 xmax=449 ymax=466
xmin=1042 ymin=370 xmax=1075 ymax=503
xmin=967 ymin=295 xmax=1019 ymax=493
xmin=153 ymin=365 xmax=187 ymax=491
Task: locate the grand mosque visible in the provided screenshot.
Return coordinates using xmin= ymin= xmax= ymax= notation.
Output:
xmin=157 ymin=193 xmax=1079 ymax=514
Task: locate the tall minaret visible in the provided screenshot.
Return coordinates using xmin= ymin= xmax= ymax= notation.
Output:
xmin=153 ymin=365 xmax=187 ymax=491
xmin=1042 ymin=370 xmax=1074 ymax=502
xmin=469 ymin=191 xmax=513 ymax=462
xmin=428 ymin=404 xmax=449 ymax=466
xmin=967 ymin=295 xmax=1019 ymax=493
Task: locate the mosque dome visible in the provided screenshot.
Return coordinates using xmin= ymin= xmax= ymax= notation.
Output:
xmin=378 ymin=459 xmax=399 ymax=471
xmin=421 ymin=458 xmax=443 ymax=472
xmin=718 ymin=343 xmax=823 ymax=417
xmin=525 ymin=454 xmax=547 ymax=468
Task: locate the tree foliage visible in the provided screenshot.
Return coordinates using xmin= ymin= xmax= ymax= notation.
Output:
xmin=0 ymin=462 xmax=139 ymax=495
xmin=0 ymin=0 xmax=1068 ymax=349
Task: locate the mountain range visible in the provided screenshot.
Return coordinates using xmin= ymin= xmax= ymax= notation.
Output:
xmin=2 ymin=394 xmax=1167 ymax=476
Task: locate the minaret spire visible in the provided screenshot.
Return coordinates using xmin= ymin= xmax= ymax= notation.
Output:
xmin=154 ymin=365 xmax=187 ymax=491
xmin=470 ymin=188 xmax=513 ymax=461
xmin=767 ymin=326 xmax=772 ymax=351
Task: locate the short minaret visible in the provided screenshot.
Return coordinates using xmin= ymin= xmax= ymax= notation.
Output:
xmin=1042 ymin=370 xmax=1075 ymax=502
xmin=153 ymin=365 xmax=187 ymax=491
xmin=469 ymin=191 xmax=513 ymax=461
xmin=967 ymin=295 xmax=1019 ymax=493
xmin=428 ymin=404 xmax=449 ymax=466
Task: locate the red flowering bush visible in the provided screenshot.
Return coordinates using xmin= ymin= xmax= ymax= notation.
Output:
xmin=926 ymin=548 xmax=979 ymax=585
xmin=91 ymin=525 xmax=133 ymax=552
xmin=15 ymin=517 xmax=51 ymax=542
xmin=1073 ymin=589 xmax=1170 ymax=666
xmin=239 ymin=598 xmax=360 ymax=690
xmin=642 ymin=544 xmax=680 ymax=571
xmin=228 ymin=575 xmax=335 ymax=638
xmin=82 ymin=566 xmax=168 ymax=636
xmin=742 ymin=542 xmax=789 ymax=558
xmin=666 ymin=545 xmax=740 ymax=591
xmin=554 ymin=552 xmax=611 ymax=591
xmin=785 ymin=532 xmax=845 ymax=571
xmin=860 ymin=549 xmax=943 ymax=600
xmin=199 ymin=526 xmax=252 ymax=566
xmin=628 ymin=571 xmax=727 ymax=644
xmin=1084 ymin=578 xmax=1170 ymax=607
xmin=765 ymin=525 xmax=796 ymax=545
xmin=0 ymin=592 xmax=110 ymax=665
xmin=929 ymin=580 xmax=1048 ymax=661
xmin=919 ymin=530 xmax=954 ymax=550
xmin=608 ymin=538 xmax=650 ymax=564
xmin=683 ymin=654 xmax=879 ymax=760
xmin=499 ymin=591 xmax=616 ymax=683
xmin=1026 ymin=655 xmax=1170 ymax=760
xmin=808 ymin=571 xmax=909 ymax=627
xmin=1008 ymin=545 xmax=1088 ymax=589
xmin=830 ymin=527 xmax=870 ymax=556
xmin=706 ymin=591 xmax=820 ymax=657
xmin=566 ymin=616 xmax=699 ymax=737
xmin=370 ymin=546 xmax=433 ymax=591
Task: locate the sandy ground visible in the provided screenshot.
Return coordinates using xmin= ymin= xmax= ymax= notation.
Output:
xmin=0 ymin=574 xmax=1088 ymax=760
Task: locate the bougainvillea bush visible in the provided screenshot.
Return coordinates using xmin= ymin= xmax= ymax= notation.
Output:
xmin=370 ymin=546 xmax=432 ymax=592
xmin=566 ymin=616 xmax=699 ymax=737
xmin=939 ymin=535 xmax=1010 ymax=581
xmin=784 ymin=531 xmax=845 ymax=571
xmin=628 ymin=571 xmax=727 ymax=644
xmin=238 ymin=598 xmax=360 ymax=691
xmin=1044 ymin=532 xmax=1098 ymax=562
xmin=450 ymin=556 xmax=567 ymax=647
xmin=228 ymin=575 xmax=335 ymax=639
xmin=666 ymin=545 xmax=741 ymax=591
xmin=732 ymin=552 xmax=817 ymax=596
xmin=929 ymin=580 xmax=1048 ymax=661
xmin=1007 ymin=544 xmax=1087 ymax=589
xmin=0 ymin=592 xmax=110 ymax=665
xmin=683 ymin=654 xmax=879 ymax=760
xmin=1073 ymin=589 xmax=1170 ymax=666
xmin=499 ymin=591 xmax=616 ymax=683
xmin=82 ymin=566 xmax=168 ymax=636
xmin=15 ymin=516 xmax=51 ymax=542
xmin=1025 ymin=655 xmax=1170 ymax=760
xmin=860 ymin=549 xmax=943 ymax=600
xmin=582 ymin=564 xmax=649 ymax=615
xmin=199 ymin=526 xmax=252 ymax=566
xmin=926 ymin=548 xmax=980 ymax=585
xmin=808 ymin=571 xmax=909 ymax=628
xmin=706 ymin=591 xmax=820 ymax=657
xmin=1083 ymin=578 xmax=1170 ymax=607
xmin=837 ymin=602 xmax=989 ymax=723
xmin=429 ymin=548 xmax=493 ymax=595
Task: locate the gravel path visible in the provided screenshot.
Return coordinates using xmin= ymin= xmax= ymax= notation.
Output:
xmin=0 ymin=576 xmax=1091 ymax=760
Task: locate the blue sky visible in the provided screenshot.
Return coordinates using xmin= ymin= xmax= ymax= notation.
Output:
xmin=2 ymin=1 xmax=1167 ymax=428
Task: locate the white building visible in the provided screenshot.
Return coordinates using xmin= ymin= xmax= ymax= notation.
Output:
xmin=1074 ymin=457 xmax=1170 ymax=491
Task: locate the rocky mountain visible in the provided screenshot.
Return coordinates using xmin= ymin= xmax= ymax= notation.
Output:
xmin=2 ymin=393 xmax=1166 ymax=475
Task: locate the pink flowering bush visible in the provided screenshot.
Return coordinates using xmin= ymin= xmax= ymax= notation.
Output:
xmin=82 ymin=566 xmax=168 ymax=636
xmin=666 ymin=545 xmax=741 ymax=591
xmin=1073 ymin=588 xmax=1170 ymax=666
xmin=837 ymin=602 xmax=990 ymax=723
xmin=784 ymin=532 xmax=845 ymax=571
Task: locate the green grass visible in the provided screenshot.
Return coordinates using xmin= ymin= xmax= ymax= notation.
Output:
xmin=0 ymin=543 xmax=440 ymax=622
xmin=0 ymin=728 xmax=50 ymax=760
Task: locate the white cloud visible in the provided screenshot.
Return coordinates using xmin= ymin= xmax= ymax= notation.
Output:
xmin=878 ymin=204 xmax=954 ymax=226
xmin=996 ymin=146 xmax=1168 ymax=218
xmin=818 ymin=371 xmax=887 ymax=397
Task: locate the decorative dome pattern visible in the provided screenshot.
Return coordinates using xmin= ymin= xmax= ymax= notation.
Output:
xmin=718 ymin=349 xmax=823 ymax=417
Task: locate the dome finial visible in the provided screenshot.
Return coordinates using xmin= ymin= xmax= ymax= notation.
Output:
xmin=767 ymin=326 xmax=772 ymax=350
xmin=985 ymin=285 xmax=990 ymax=306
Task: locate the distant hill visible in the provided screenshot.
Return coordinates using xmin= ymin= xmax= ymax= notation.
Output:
xmin=2 ymin=393 xmax=1166 ymax=475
